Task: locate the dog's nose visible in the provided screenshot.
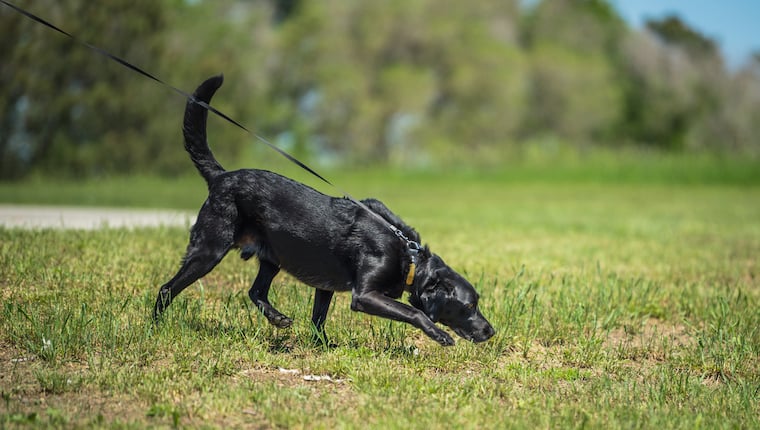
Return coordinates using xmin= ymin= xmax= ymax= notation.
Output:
xmin=472 ymin=324 xmax=495 ymax=342
xmin=486 ymin=325 xmax=495 ymax=336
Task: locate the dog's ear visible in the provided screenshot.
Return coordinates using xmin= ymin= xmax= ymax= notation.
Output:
xmin=420 ymin=290 xmax=442 ymax=322
xmin=418 ymin=278 xmax=453 ymax=323
xmin=408 ymin=279 xmax=438 ymax=320
xmin=408 ymin=253 xmax=450 ymax=322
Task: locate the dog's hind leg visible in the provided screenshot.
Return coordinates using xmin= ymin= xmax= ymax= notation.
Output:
xmin=248 ymin=260 xmax=293 ymax=328
xmin=152 ymin=247 xmax=230 ymax=322
xmin=153 ymin=204 xmax=234 ymax=322
xmin=310 ymin=289 xmax=335 ymax=346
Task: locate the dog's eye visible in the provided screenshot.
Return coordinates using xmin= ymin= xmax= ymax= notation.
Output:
xmin=465 ymin=303 xmax=475 ymax=310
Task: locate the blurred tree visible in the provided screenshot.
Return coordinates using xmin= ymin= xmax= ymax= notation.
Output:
xmin=619 ymin=30 xmax=701 ymax=149
xmin=2 ymin=0 xmax=759 ymax=179
xmin=1 ymin=0 xmax=166 ymax=178
xmin=270 ymin=0 xmax=300 ymax=24
xmin=646 ymin=16 xmax=719 ymax=60
xmin=155 ymin=0 xmax=278 ymax=174
xmin=689 ymin=54 xmax=760 ymax=155
xmin=522 ymin=0 xmax=625 ymax=56
xmin=274 ymin=0 xmax=527 ymax=165
xmin=620 ymin=15 xmax=731 ymax=151
xmin=723 ymin=56 xmax=760 ymax=154
xmin=423 ymin=1 xmax=527 ymax=164
xmin=521 ymin=0 xmax=625 ymax=142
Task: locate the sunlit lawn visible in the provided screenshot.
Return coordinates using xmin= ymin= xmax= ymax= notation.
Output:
xmin=1 ymin=166 xmax=759 ymax=428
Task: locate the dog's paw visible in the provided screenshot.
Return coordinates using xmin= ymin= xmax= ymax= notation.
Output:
xmin=269 ymin=314 xmax=294 ymax=328
xmin=433 ymin=329 xmax=455 ymax=346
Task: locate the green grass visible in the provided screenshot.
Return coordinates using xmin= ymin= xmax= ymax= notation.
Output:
xmin=1 ymin=149 xmax=759 ymax=209
xmin=1 ymin=168 xmax=759 ymax=428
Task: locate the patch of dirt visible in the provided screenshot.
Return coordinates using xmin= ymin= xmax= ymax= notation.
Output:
xmin=488 ymin=318 xmax=696 ymax=391
xmin=605 ymin=318 xmax=693 ymax=355
xmin=0 ymin=343 xmax=148 ymax=427
xmin=237 ymin=365 xmax=352 ymax=389
xmin=0 ymin=342 xmax=358 ymax=428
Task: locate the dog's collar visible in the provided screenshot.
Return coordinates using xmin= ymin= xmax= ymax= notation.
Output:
xmin=405 ymin=246 xmax=420 ymax=286
xmin=389 ymin=224 xmax=422 ymax=286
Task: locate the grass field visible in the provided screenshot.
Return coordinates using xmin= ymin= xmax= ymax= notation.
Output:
xmin=1 ymin=165 xmax=759 ymax=428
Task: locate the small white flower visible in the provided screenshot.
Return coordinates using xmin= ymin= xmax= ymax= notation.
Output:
xmin=42 ymin=337 xmax=52 ymax=350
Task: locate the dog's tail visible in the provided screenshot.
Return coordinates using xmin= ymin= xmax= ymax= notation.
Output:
xmin=184 ymin=75 xmax=226 ymax=183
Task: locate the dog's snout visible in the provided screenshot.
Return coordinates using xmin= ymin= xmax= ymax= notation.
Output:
xmin=456 ymin=319 xmax=496 ymax=343
xmin=479 ymin=324 xmax=495 ymax=341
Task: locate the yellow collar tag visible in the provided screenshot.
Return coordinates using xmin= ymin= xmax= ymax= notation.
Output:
xmin=405 ymin=262 xmax=416 ymax=286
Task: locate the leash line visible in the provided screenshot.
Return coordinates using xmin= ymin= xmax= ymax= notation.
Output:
xmin=1 ymin=0 xmax=332 ymax=186
xmin=2 ymin=0 xmax=422 ymax=249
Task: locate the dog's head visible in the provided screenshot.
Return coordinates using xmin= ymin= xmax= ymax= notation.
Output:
xmin=408 ymin=253 xmax=495 ymax=343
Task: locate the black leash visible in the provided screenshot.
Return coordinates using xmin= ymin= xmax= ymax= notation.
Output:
xmin=0 ymin=0 xmax=333 ymax=188
xmin=2 ymin=0 xmax=422 ymax=251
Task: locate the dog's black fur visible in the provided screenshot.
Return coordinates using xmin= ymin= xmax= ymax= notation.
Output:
xmin=152 ymin=75 xmax=495 ymax=346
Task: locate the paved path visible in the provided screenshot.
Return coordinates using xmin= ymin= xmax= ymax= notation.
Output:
xmin=0 ymin=204 xmax=195 ymax=230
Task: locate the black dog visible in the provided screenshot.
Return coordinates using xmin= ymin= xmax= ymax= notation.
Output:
xmin=152 ymin=75 xmax=495 ymax=346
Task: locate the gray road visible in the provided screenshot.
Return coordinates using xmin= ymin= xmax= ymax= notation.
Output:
xmin=0 ymin=204 xmax=195 ymax=230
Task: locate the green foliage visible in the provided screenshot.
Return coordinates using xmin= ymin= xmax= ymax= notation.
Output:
xmin=521 ymin=0 xmax=626 ymax=142
xmin=274 ymin=0 xmax=527 ymax=165
xmin=1 ymin=0 xmax=166 ymax=179
xmin=526 ymin=44 xmax=623 ymax=141
xmin=646 ymin=16 xmax=719 ymax=59
xmin=2 ymin=0 xmax=760 ymax=179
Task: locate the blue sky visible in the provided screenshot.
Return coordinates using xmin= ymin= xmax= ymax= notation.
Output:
xmin=607 ymin=0 xmax=760 ymax=68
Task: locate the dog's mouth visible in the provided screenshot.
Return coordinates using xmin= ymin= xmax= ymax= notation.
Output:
xmin=452 ymin=325 xmax=495 ymax=343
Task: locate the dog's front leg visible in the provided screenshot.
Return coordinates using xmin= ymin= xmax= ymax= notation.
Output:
xmin=350 ymin=290 xmax=454 ymax=346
